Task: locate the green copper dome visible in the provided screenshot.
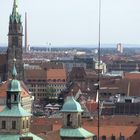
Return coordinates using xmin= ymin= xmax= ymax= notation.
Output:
xmin=61 ymin=96 xmax=83 ymax=112
xmin=7 ymin=79 xmax=21 ymax=92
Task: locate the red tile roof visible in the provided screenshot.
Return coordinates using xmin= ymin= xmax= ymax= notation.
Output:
xmin=124 ymin=72 xmax=140 ymax=79
xmin=128 ymin=125 xmax=140 ymax=140
xmin=84 ymin=125 xmax=136 ymax=139
xmin=24 ymin=68 xmax=47 ymax=80
xmin=0 ymin=81 xmax=30 ymax=98
xmin=31 ymin=116 xmax=140 ymax=140
xmin=85 ymin=101 xmax=98 ymax=112
xmin=47 ymin=69 xmax=66 ymax=83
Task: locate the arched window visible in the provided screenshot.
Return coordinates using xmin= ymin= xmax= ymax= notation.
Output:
xmin=67 ymin=114 xmax=72 ymax=127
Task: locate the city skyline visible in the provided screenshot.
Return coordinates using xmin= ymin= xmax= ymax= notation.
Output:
xmin=1 ymin=0 xmax=140 ymax=46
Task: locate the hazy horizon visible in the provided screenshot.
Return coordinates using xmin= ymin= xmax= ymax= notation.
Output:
xmin=1 ymin=0 xmax=140 ymax=46
xmin=1 ymin=43 xmax=140 ymax=48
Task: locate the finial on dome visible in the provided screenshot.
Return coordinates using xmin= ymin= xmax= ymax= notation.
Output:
xmin=12 ymin=58 xmax=17 ymax=79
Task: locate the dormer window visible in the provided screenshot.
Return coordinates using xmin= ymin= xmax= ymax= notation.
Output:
xmin=12 ymin=121 xmax=16 ymax=129
xmin=2 ymin=121 xmax=6 ymax=129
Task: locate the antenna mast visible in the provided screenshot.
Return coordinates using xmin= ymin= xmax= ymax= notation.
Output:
xmin=97 ymin=0 xmax=101 ymax=140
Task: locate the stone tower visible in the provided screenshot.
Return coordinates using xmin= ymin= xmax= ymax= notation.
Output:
xmin=7 ymin=0 xmax=23 ymax=80
xmin=60 ymin=96 xmax=94 ymax=140
xmin=0 ymin=60 xmax=43 ymax=140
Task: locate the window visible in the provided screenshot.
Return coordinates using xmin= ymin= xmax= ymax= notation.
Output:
xmin=12 ymin=121 xmax=16 ymax=129
xmin=67 ymin=114 xmax=72 ymax=127
xmin=111 ymin=135 xmax=116 ymax=140
xmin=2 ymin=121 xmax=6 ymax=129
xmin=78 ymin=114 xmax=81 ymax=127
xmin=93 ymin=136 xmax=97 ymax=140
xmin=120 ymin=136 xmax=125 ymax=140
xmin=102 ymin=135 xmax=106 ymax=140
xmin=14 ymin=94 xmax=17 ymax=101
xmin=26 ymin=120 xmax=29 ymax=128
xmin=22 ymin=121 xmax=25 ymax=129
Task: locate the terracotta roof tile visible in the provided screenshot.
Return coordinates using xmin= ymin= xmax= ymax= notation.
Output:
xmin=47 ymin=69 xmax=66 ymax=82
xmin=24 ymin=69 xmax=47 ymax=80
xmin=30 ymin=116 xmax=140 ymax=139
xmin=0 ymin=81 xmax=30 ymax=98
xmin=85 ymin=101 xmax=98 ymax=112
xmin=83 ymin=125 xmax=136 ymax=139
xmin=124 ymin=72 xmax=140 ymax=79
xmin=128 ymin=125 xmax=140 ymax=140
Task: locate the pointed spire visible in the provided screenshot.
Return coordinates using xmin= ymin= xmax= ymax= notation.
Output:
xmin=13 ymin=0 xmax=18 ymax=14
xmin=12 ymin=58 xmax=17 ymax=79
xmin=10 ymin=0 xmax=21 ymax=23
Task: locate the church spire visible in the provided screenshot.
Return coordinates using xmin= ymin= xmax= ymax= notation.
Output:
xmin=12 ymin=0 xmax=18 ymax=15
xmin=7 ymin=0 xmax=23 ymax=80
xmin=10 ymin=0 xmax=21 ymax=23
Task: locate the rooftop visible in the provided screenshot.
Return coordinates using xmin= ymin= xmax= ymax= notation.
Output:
xmin=61 ymin=96 xmax=83 ymax=112
xmin=60 ymin=127 xmax=94 ymax=138
xmin=0 ymin=104 xmax=31 ymax=117
xmin=0 ymin=132 xmax=42 ymax=140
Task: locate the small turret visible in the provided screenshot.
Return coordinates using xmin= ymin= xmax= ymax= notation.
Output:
xmin=7 ymin=59 xmax=21 ymax=109
xmin=60 ymin=96 xmax=94 ymax=140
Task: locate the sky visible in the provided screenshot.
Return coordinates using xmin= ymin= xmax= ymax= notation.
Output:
xmin=0 ymin=0 xmax=140 ymax=46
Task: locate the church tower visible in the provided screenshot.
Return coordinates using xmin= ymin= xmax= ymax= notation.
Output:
xmin=7 ymin=0 xmax=23 ymax=80
xmin=60 ymin=96 xmax=94 ymax=140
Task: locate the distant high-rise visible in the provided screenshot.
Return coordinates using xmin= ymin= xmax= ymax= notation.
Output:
xmin=25 ymin=12 xmax=30 ymax=52
xmin=7 ymin=0 xmax=24 ymax=80
xmin=117 ymin=43 xmax=123 ymax=53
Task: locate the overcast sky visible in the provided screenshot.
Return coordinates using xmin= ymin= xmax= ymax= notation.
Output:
xmin=0 ymin=0 xmax=140 ymax=46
